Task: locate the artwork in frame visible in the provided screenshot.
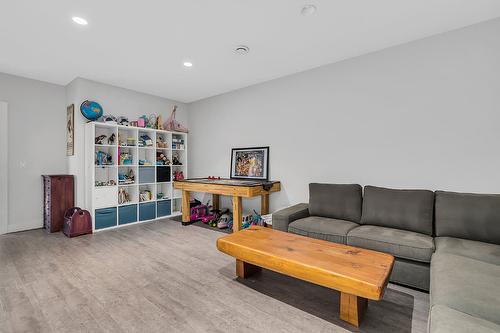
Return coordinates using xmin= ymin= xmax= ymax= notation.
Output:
xmin=230 ymin=147 xmax=269 ymax=180
xmin=66 ymin=104 xmax=74 ymax=156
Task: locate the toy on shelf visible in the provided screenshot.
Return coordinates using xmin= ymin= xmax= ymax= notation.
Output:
xmin=101 ymin=115 xmax=117 ymax=124
xmin=190 ymin=202 xmax=211 ymax=222
xmin=156 ymin=135 xmax=168 ymax=148
xmin=164 ymin=106 xmax=188 ymax=133
xmin=172 ymin=137 xmax=185 ymax=150
xmin=139 ymin=134 xmax=153 ymax=147
xmin=95 ymin=135 xmax=107 ymax=145
xmin=80 ymin=100 xmax=103 ymax=121
xmin=156 ymin=152 xmax=171 ymax=166
xmin=118 ymin=169 xmax=135 ymax=185
xmin=95 ymin=180 xmax=116 ymax=187
xmin=156 ymin=115 xmax=163 ymax=130
xmin=119 ymin=150 xmax=133 ymax=165
xmin=140 ymin=190 xmax=152 ymax=202
xmin=95 ymin=151 xmax=113 ymax=165
xmin=172 ymin=153 xmax=182 ymax=165
xmin=130 ymin=120 xmax=139 ymax=127
xmin=139 ymin=159 xmax=153 ymax=166
xmin=173 ymin=170 xmax=184 ymax=181
xmin=118 ymin=187 xmax=131 ymax=205
xmin=117 ymin=116 xmax=129 ymax=126
xmin=217 ymin=212 xmax=232 ymax=229
xmin=107 ymin=133 xmax=116 ymax=145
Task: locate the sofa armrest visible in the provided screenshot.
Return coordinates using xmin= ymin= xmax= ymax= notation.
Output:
xmin=272 ymin=203 xmax=309 ymax=232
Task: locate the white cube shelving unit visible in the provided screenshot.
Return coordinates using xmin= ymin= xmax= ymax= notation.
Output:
xmin=85 ymin=122 xmax=188 ymax=232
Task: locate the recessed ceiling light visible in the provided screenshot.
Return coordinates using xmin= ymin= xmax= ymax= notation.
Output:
xmin=72 ymin=17 xmax=88 ymax=25
xmin=183 ymin=61 xmax=193 ymax=68
xmin=234 ymin=45 xmax=250 ymax=55
xmin=301 ymin=4 xmax=317 ymax=16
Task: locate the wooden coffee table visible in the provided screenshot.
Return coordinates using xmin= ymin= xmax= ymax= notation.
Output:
xmin=216 ymin=226 xmax=394 ymax=327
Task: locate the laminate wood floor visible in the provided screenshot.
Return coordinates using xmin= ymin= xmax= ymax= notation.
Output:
xmin=0 ymin=219 xmax=429 ymax=333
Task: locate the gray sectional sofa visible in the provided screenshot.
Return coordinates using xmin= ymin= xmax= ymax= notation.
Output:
xmin=273 ymin=183 xmax=500 ymax=332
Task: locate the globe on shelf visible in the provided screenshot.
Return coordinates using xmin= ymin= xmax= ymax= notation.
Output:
xmin=80 ymin=100 xmax=103 ymax=121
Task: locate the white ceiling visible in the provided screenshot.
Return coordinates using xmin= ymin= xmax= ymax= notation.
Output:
xmin=1 ymin=1 xmax=500 ymax=103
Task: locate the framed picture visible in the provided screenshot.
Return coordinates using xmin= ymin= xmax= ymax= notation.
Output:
xmin=66 ymin=104 xmax=74 ymax=156
xmin=230 ymin=147 xmax=269 ymax=180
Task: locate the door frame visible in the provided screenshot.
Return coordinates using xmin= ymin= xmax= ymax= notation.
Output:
xmin=0 ymin=101 xmax=8 ymax=235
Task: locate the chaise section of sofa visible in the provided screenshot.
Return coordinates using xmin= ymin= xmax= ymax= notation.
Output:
xmin=429 ymin=190 xmax=500 ymax=333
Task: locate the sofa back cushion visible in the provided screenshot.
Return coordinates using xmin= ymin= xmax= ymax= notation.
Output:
xmin=435 ymin=191 xmax=500 ymax=244
xmin=309 ymin=183 xmax=362 ymax=222
xmin=361 ymin=186 xmax=434 ymax=235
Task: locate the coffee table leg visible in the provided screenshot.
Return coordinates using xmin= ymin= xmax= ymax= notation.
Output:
xmin=236 ymin=259 xmax=261 ymax=278
xmin=340 ymin=292 xmax=368 ymax=327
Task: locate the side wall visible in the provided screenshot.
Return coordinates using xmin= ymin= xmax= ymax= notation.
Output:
xmin=187 ymin=18 xmax=500 ymax=213
xmin=0 ymin=73 xmax=67 ymax=232
xmin=66 ymin=78 xmax=188 ymax=208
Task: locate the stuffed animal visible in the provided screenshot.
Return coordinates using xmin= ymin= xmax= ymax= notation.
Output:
xmin=95 ymin=135 xmax=107 ymax=145
xmin=107 ymin=133 xmax=116 ymax=145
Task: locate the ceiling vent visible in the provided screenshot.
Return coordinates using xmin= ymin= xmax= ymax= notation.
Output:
xmin=234 ymin=45 xmax=250 ymax=55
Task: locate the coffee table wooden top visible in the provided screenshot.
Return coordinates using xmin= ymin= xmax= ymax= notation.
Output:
xmin=216 ymin=226 xmax=394 ymax=300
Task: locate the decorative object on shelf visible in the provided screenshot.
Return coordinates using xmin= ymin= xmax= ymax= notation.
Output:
xmin=80 ymin=100 xmax=103 ymax=121
xmin=127 ymin=137 xmax=136 ymax=146
xmin=118 ymin=169 xmax=135 ymax=184
xmin=172 ymin=152 xmax=182 ymax=165
xmin=156 ymin=135 xmax=168 ymax=148
xmin=107 ymin=133 xmax=116 ymax=145
xmin=139 ymin=134 xmax=153 ymax=147
xmin=230 ymin=146 xmax=269 ymax=180
xmin=63 ymin=207 xmax=92 ymax=238
xmin=118 ymin=187 xmax=131 ymax=205
xmin=95 ymin=180 xmax=116 ymax=187
xmin=130 ymin=120 xmax=139 ymax=127
xmin=164 ymin=105 xmax=188 ymax=133
xmin=157 ymin=192 xmax=164 ymax=200
xmin=101 ymin=114 xmax=117 ymax=124
xmin=117 ymin=116 xmax=129 ymax=126
xmin=173 ymin=170 xmax=184 ymax=181
xmin=156 ymin=152 xmax=170 ymax=166
xmin=156 ymin=114 xmax=163 ymax=130
xmin=95 ymin=151 xmax=113 ymax=165
xmin=119 ymin=151 xmax=133 ymax=165
xmin=95 ymin=135 xmax=107 ymax=145
xmin=140 ymin=190 xmax=152 ymax=202
xmin=42 ymin=175 xmax=75 ymax=233
xmin=138 ymin=115 xmax=148 ymax=128
xmin=66 ymin=104 xmax=74 ymax=156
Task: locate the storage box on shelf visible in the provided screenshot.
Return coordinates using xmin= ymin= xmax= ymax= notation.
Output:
xmin=85 ymin=122 xmax=187 ymax=231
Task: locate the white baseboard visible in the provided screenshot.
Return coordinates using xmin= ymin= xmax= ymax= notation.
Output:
xmin=7 ymin=222 xmax=43 ymax=234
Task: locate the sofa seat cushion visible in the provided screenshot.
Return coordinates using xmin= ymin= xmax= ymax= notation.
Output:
xmin=429 ymin=305 xmax=500 ymax=333
xmin=288 ymin=216 xmax=359 ymax=244
xmin=361 ymin=185 xmax=434 ymax=235
xmin=435 ymin=237 xmax=500 ymax=265
xmin=431 ymin=253 xmax=500 ymax=326
xmin=347 ymin=225 xmax=435 ymax=262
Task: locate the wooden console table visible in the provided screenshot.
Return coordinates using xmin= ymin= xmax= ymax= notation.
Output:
xmin=173 ymin=178 xmax=281 ymax=232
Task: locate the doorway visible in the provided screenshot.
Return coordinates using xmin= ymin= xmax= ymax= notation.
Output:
xmin=0 ymin=101 xmax=7 ymax=234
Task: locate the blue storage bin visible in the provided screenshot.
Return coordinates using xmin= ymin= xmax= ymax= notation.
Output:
xmin=157 ymin=200 xmax=171 ymax=217
xmin=95 ymin=207 xmax=117 ymax=230
xmin=119 ymin=204 xmax=138 ymax=225
xmin=139 ymin=166 xmax=155 ymax=184
xmin=139 ymin=202 xmax=156 ymax=221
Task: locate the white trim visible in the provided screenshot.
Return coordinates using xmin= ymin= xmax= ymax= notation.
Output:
xmin=0 ymin=101 xmax=8 ymax=235
xmin=7 ymin=222 xmax=42 ymax=234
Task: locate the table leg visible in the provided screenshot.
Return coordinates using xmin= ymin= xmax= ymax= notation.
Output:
xmin=181 ymin=190 xmax=190 ymax=226
xmin=232 ymin=196 xmax=242 ymax=232
xmin=213 ymin=194 xmax=220 ymax=211
xmin=261 ymin=193 xmax=269 ymax=215
xmin=236 ymin=259 xmax=261 ymax=278
xmin=339 ymin=292 xmax=367 ymax=327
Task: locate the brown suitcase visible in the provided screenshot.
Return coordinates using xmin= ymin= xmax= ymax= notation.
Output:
xmin=63 ymin=207 xmax=92 ymax=238
xmin=42 ymin=175 xmax=74 ymax=233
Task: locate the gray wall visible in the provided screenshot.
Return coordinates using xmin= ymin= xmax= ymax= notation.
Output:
xmin=0 ymin=73 xmax=67 ymax=232
xmin=187 ymin=18 xmax=500 ymax=213
xmin=66 ymin=78 xmax=188 ymax=208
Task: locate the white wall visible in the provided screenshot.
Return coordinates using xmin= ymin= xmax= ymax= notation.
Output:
xmin=0 ymin=73 xmax=67 ymax=232
xmin=187 ymin=18 xmax=500 ymax=213
xmin=0 ymin=101 xmax=8 ymax=234
xmin=66 ymin=78 xmax=188 ymax=208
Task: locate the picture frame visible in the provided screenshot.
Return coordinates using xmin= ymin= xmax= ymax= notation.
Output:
xmin=230 ymin=146 xmax=269 ymax=180
xmin=66 ymin=104 xmax=74 ymax=156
